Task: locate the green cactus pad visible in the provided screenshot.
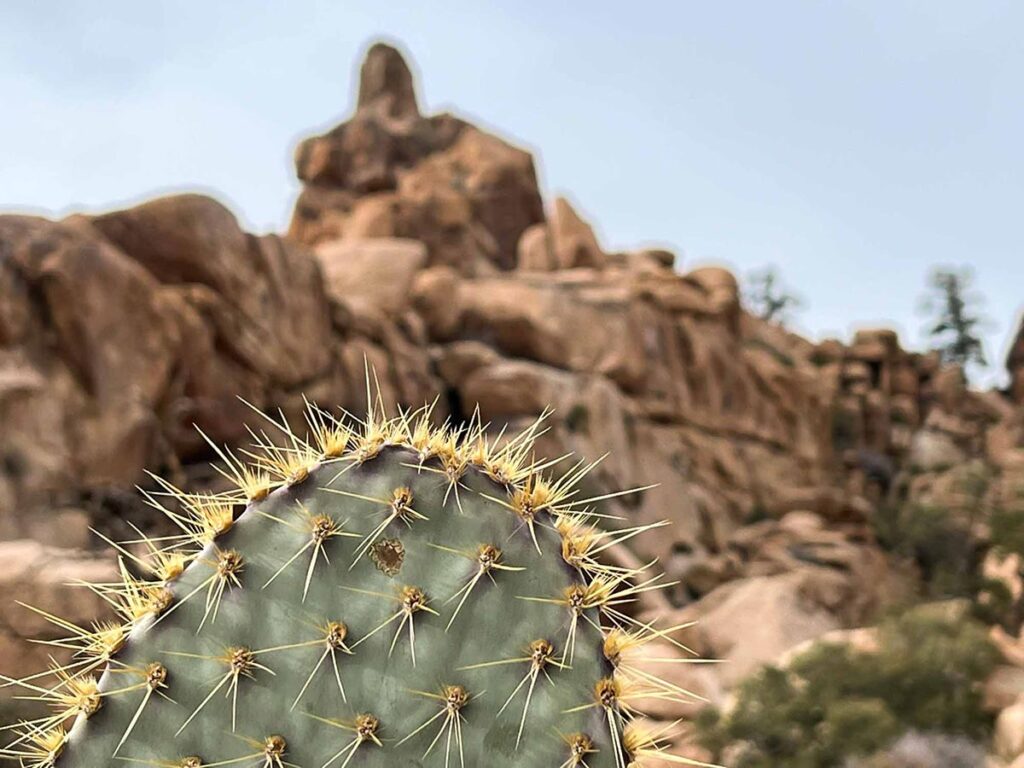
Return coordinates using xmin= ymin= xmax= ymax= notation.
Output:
xmin=1 ymin=401 xmax=701 ymax=768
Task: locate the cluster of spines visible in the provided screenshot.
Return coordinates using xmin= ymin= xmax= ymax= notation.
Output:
xmin=0 ymin=377 xmax=713 ymax=768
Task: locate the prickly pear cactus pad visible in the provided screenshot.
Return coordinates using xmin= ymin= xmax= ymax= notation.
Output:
xmin=1 ymin=394 xmax=708 ymax=768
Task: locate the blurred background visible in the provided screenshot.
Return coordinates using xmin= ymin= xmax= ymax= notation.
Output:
xmin=1 ymin=3 xmax=1023 ymax=766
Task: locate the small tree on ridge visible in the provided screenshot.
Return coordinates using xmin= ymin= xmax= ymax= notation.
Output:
xmin=744 ymin=266 xmax=804 ymax=326
xmin=920 ymin=267 xmax=988 ymax=369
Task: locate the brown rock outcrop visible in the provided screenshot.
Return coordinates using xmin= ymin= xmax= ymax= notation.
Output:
xmin=89 ymin=195 xmax=337 ymax=447
xmin=288 ymin=43 xmax=544 ymax=273
xmin=356 ymin=41 xmax=420 ymax=119
xmin=1009 ymin=316 xmax=1024 ymax=403
xmin=0 ymin=213 xmax=188 ymax=510
xmin=314 ymin=237 xmax=427 ymax=315
xmin=0 ymin=193 xmax=439 ymax=527
xmin=517 ymin=197 xmax=607 ymax=271
xmin=0 ymin=541 xmax=115 ymax=716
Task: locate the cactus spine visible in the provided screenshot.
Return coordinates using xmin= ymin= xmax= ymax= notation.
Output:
xmin=1 ymin=389 xmax=706 ymax=768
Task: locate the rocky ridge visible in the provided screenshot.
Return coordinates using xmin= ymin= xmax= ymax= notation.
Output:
xmin=2 ymin=41 xmax=1024 ymax=763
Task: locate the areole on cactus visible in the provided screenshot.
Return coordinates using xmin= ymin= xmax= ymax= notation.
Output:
xmin=0 ymin=378 xmax=708 ymax=768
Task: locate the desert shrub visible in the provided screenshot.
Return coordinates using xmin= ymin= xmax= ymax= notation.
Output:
xmin=696 ymin=605 xmax=998 ymax=768
xmin=973 ymin=575 xmax=1017 ymax=628
xmin=990 ymin=505 xmax=1024 ymax=558
xmin=872 ymin=503 xmax=979 ymax=599
xmin=977 ymin=504 xmax=1024 ymax=628
xmin=744 ymin=266 xmax=804 ymax=326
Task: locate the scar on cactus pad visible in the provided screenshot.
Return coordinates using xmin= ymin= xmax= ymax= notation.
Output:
xmin=0 ymin=378 xmax=712 ymax=768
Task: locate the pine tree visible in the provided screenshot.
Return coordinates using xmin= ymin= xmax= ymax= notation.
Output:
xmin=744 ymin=267 xmax=803 ymax=325
xmin=921 ymin=268 xmax=988 ymax=368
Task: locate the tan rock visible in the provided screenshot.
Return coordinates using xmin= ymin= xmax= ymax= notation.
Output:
xmin=435 ymin=341 xmax=501 ymax=387
xmin=90 ymin=194 xmax=334 ymax=392
xmin=634 ymin=248 xmax=676 ymax=270
xmin=356 ymin=41 xmax=420 ymax=119
xmin=460 ymin=359 xmax=575 ymax=422
xmin=36 ymin=218 xmax=182 ymax=410
xmin=996 ymin=697 xmax=1024 ymax=761
xmin=812 ymin=338 xmax=845 ymax=365
xmin=685 ymin=266 xmax=740 ymax=323
xmin=315 ymin=237 xmax=427 ymax=315
xmin=909 ymin=428 xmax=966 ymax=471
xmin=0 ymin=540 xmax=114 ymax=637
xmin=987 ymin=666 xmax=1024 ymax=713
xmin=516 ymin=222 xmax=555 ymax=272
xmin=289 ymin=45 xmax=543 ymax=272
xmin=778 ymin=510 xmax=826 ymax=533
xmin=890 ymin=363 xmax=920 ymax=397
xmin=660 ymin=571 xmax=845 ymax=686
xmin=0 ymin=214 xmax=181 ymax=492
xmin=891 ymin=393 xmax=919 ymax=426
xmin=635 ymin=274 xmax=714 ymax=315
xmin=843 ymin=359 xmax=873 ymax=385
xmin=406 ymin=128 xmax=544 ymax=271
xmin=457 ymin=277 xmax=568 ymax=365
xmin=0 ymin=541 xmax=115 ymax=717
xmin=991 ymin=627 xmax=1024 ymax=668
xmin=851 ymin=328 xmax=900 ymax=361
xmin=561 ymin=375 xmax=636 ymax=491
xmin=683 ymin=553 xmax=743 ymax=596
xmin=456 ymin=275 xmax=649 ymax=389
xmin=1009 ymin=316 xmax=1024 ymax=403
xmin=0 ymin=356 xmax=76 ymax=522
xmin=0 ymin=190 xmax=365 ymax=518
xmin=933 ymin=365 xmax=968 ymax=411
xmin=22 ymin=508 xmax=92 ymax=550
xmin=550 ymin=197 xmax=606 ymax=270
xmin=411 ymin=265 xmax=464 ymax=339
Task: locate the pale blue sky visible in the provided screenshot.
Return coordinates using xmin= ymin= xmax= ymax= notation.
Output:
xmin=1 ymin=2 xmax=1020 ymax=383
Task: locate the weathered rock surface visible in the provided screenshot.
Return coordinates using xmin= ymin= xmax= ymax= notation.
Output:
xmin=0 ymin=541 xmax=115 ymax=715
xmin=0 ymin=194 xmax=440 ymax=524
xmin=1009 ymin=316 xmax=1024 ymax=404
xmin=288 ymin=42 xmax=544 ymax=274
xmin=997 ymin=699 xmax=1024 ymax=763
xmin=517 ymin=197 xmax=607 ymax=271
xmin=314 ymin=237 xmax=427 ymax=315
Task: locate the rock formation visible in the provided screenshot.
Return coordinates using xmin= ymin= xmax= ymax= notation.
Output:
xmin=289 ymin=42 xmax=544 ymax=274
xmin=1 ymin=40 xmax=1023 ymax=763
xmin=1008 ymin=315 xmax=1024 ymax=403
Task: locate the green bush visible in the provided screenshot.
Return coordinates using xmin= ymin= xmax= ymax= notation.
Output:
xmin=973 ymin=576 xmax=1017 ymax=629
xmin=990 ymin=505 xmax=1024 ymax=558
xmin=978 ymin=503 xmax=1024 ymax=629
xmin=696 ymin=604 xmax=998 ymax=768
xmin=873 ymin=504 xmax=979 ymax=599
